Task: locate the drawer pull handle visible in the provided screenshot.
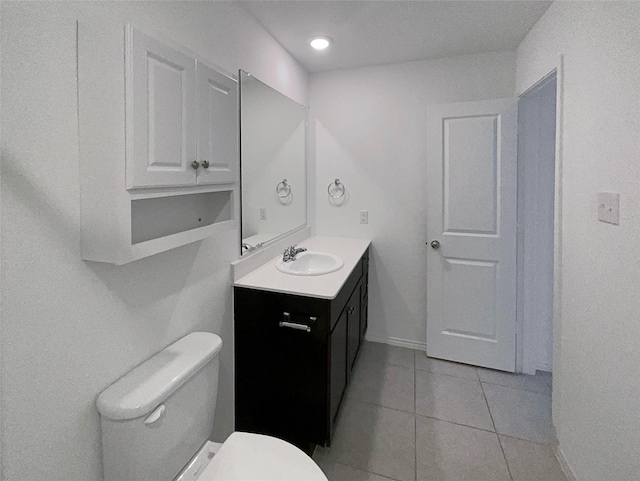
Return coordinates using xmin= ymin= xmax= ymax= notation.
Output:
xmin=279 ymin=321 xmax=311 ymax=332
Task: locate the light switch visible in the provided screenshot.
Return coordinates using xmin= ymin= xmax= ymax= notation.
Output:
xmin=597 ymin=193 xmax=619 ymax=225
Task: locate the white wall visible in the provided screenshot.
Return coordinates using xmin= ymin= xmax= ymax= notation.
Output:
xmin=0 ymin=2 xmax=307 ymax=481
xmin=310 ymin=51 xmax=516 ymax=347
xmin=516 ymin=2 xmax=640 ymax=480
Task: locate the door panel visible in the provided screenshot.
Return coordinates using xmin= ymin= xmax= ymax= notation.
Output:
xmin=443 ymin=258 xmax=498 ymax=340
xmin=427 ymin=98 xmax=517 ymax=372
xmin=126 ymin=26 xmax=196 ymax=189
xmin=444 ymin=116 xmax=498 ymax=234
xmin=196 ymin=62 xmax=238 ymax=185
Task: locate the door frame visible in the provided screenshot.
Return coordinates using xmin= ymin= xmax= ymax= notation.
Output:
xmin=516 ymin=55 xmax=564 ymax=376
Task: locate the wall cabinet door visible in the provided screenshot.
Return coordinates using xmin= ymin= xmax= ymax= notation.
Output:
xmin=196 ymin=62 xmax=238 ymax=185
xmin=126 ymin=26 xmax=197 ymax=189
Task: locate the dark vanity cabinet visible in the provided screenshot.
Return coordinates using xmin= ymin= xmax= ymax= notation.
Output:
xmin=234 ymin=249 xmax=369 ymax=447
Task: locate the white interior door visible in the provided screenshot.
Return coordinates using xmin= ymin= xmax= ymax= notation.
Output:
xmin=126 ymin=26 xmax=196 ymax=189
xmin=196 ymin=62 xmax=238 ymax=185
xmin=426 ymin=98 xmax=518 ymax=372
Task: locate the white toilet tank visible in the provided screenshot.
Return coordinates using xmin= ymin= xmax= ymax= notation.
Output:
xmin=97 ymin=332 xmax=223 ymax=481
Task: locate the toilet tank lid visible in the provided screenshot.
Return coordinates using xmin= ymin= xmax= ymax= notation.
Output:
xmin=97 ymin=332 xmax=222 ymax=420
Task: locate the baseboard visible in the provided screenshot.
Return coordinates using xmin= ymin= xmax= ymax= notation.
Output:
xmin=364 ymin=334 xmax=426 ymax=351
xmin=555 ymin=445 xmax=578 ymax=481
xmin=537 ymin=361 xmax=552 ymax=372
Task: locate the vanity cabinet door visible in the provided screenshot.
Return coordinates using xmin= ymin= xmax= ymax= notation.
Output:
xmin=234 ymin=288 xmax=329 ymax=446
xmin=196 ymin=62 xmax=238 ymax=185
xmin=126 ymin=26 xmax=197 ymax=189
xmin=347 ymin=281 xmax=362 ymax=372
xmin=329 ymin=308 xmax=348 ymax=430
xmin=360 ymin=250 xmax=369 ymax=342
xmin=360 ymin=281 xmax=368 ymax=342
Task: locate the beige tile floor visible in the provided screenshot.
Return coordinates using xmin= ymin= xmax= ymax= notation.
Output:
xmin=313 ymin=342 xmax=566 ymax=481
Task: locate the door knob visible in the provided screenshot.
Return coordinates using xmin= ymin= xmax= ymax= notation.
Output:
xmin=430 ymin=240 xmax=441 ymax=249
xmin=191 ymin=161 xmax=200 ymax=170
xmin=201 ymin=160 xmax=209 ymax=169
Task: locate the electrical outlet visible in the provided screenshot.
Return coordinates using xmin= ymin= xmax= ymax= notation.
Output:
xmin=597 ymin=193 xmax=619 ymax=225
xmin=260 ymin=208 xmax=267 ymax=221
xmin=360 ymin=210 xmax=368 ymax=224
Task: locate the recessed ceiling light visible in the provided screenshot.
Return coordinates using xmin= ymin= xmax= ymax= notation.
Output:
xmin=309 ymin=36 xmax=331 ymax=51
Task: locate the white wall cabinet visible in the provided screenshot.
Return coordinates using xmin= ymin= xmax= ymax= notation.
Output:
xmin=78 ymin=22 xmax=238 ymax=264
xmin=127 ymin=26 xmax=238 ymax=189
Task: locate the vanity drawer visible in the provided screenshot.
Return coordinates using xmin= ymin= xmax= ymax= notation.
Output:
xmin=234 ymin=287 xmax=329 ymax=336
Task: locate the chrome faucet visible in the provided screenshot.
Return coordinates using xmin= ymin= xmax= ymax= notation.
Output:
xmin=242 ymin=242 xmax=264 ymax=254
xmin=282 ymin=245 xmax=307 ymax=262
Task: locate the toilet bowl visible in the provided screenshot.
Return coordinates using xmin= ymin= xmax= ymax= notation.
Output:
xmin=176 ymin=433 xmax=327 ymax=481
xmin=96 ymin=332 xmax=327 ymax=481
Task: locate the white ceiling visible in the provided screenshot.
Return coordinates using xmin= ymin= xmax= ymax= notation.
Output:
xmin=240 ymin=1 xmax=552 ymax=73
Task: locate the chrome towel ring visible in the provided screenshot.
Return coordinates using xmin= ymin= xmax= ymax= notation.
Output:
xmin=276 ymin=179 xmax=292 ymax=198
xmin=327 ymin=179 xmax=345 ymax=199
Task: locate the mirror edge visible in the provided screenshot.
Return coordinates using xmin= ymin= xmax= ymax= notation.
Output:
xmin=239 ymin=69 xmax=309 ymax=256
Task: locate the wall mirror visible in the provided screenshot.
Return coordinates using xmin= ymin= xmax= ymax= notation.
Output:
xmin=240 ymin=71 xmax=307 ymax=254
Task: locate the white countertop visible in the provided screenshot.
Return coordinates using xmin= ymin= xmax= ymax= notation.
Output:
xmin=234 ymin=236 xmax=371 ymax=299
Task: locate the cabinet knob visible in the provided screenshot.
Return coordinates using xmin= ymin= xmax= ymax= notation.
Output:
xmin=202 ymin=160 xmax=210 ymax=169
xmin=191 ymin=161 xmax=200 ymax=170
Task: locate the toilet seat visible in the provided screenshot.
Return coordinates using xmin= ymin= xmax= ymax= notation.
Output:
xmin=198 ymin=432 xmax=328 ymax=481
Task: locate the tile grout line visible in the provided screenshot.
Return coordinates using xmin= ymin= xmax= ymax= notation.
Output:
xmin=479 ymin=379 xmax=552 ymax=397
xmin=359 ymin=359 xmax=414 ymax=371
xmin=333 ymin=461 xmax=404 ymax=481
xmin=349 ymin=396 xmax=414 ymax=415
xmin=480 ymin=380 xmax=514 ymax=481
xmin=414 ymin=411 xmax=505 ymax=436
xmin=414 ymin=408 xmax=557 ymax=447
xmin=415 ymin=367 xmax=481 ymax=382
xmin=499 ymin=432 xmax=556 ymax=447
xmin=476 ymin=368 xmax=553 ymax=395
xmin=352 ymin=391 xmax=505 ymax=437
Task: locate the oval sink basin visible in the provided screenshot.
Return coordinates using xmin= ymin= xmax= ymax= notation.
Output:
xmin=276 ymin=251 xmax=344 ymax=276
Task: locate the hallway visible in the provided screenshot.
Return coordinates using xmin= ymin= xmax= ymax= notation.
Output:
xmin=313 ymin=342 xmax=565 ymax=481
